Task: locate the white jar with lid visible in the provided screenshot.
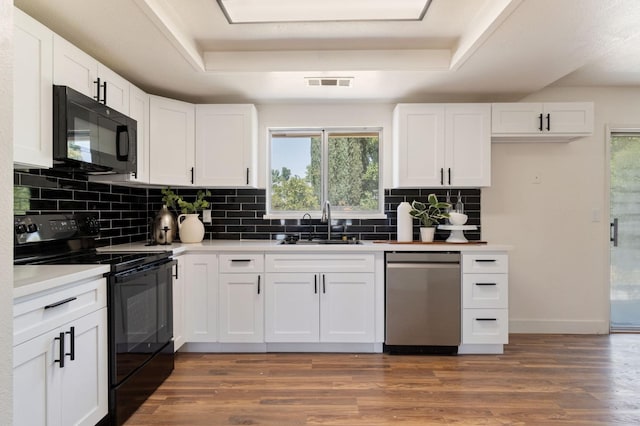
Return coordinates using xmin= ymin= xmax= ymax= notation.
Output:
xmin=397 ymin=202 xmax=413 ymax=242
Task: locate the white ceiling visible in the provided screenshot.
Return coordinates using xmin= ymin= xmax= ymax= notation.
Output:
xmin=14 ymin=0 xmax=640 ymax=104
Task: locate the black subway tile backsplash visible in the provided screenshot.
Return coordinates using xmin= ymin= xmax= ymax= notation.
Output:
xmin=14 ymin=169 xmax=481 ymax=245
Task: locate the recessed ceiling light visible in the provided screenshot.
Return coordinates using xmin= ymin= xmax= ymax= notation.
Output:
xmin=217 ymin=0 xmax=431 ymax=24
xmin=305 ymin=77 xmax=354 ymax=87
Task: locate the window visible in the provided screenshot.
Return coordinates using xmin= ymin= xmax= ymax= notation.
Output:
xmin=267 ymin=128 xmax=382 ymax=218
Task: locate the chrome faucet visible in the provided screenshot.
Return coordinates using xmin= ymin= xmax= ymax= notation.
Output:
xmin=321 ymin=201 xmax=331 ymax=240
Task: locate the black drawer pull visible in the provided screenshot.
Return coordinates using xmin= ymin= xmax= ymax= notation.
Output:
xmin=257 ymin=275 xmax=261 ymax=294
xmin=231 ymin=259 xmax=252 ymax=263
xmin=44 ymin=297 xmax=77 ymax=310
xmin=475 ymin=259 xmax=496 ymax=263
xmin=475 ymin=282 xmax=497 ymax=286
xmin=476 ymin=318 xmax=497 ymax=321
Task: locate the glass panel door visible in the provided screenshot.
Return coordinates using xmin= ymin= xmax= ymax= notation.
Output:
xmin=610 ymin=131 xmax=640 ymax=330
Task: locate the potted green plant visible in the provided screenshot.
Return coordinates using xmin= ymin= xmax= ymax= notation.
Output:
xmin=161 ymin=187 xmax=211 ymax=243
xmin=409 ymin=194 xmax=451 ymax=242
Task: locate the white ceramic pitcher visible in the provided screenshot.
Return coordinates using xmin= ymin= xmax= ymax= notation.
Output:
xmin=177 ymin=213 xmax=205 ymax=243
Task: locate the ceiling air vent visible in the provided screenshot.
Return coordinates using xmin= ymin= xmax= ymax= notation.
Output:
xmin=305 ymin=77 xmax=353 ymax=88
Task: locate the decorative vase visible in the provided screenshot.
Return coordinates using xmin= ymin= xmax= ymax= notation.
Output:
xmin=153 ymin=205 xmax=177 ymax=245
xmin=177 ymin=213 xmax=205 ymax=243
xmin=420 ymin=227 xmax=435 ymax=243
xmin=397 ymin=201 xmax=413 ymax=242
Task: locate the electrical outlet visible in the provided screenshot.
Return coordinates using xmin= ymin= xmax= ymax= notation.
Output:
xmin=202 ymin=209 xmax=212 ymax=224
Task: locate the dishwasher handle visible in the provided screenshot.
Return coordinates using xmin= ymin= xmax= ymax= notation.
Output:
xmin=386 ymin=262 xmax=460 ymax=269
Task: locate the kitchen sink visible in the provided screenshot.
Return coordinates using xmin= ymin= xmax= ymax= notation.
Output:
xmin=278 ymin=239 xmax=363 ymax=245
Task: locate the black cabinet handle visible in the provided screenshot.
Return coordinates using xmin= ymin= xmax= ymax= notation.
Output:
xmin=173 ymin=263 xmax=179 ymax=279
xmin=231 ymin=259 xmax=251 ymax=263
xmin=440 ymin=168 xmax=444 ymax=185
xmin=322 ymin=274 xmax=326 ymax=294
xmin=538 ymin=113 xmax=543 ymax=131
xmin=190 ymin=167 xmax=194 ymax=184
xmin=65 ymin=327 xmax=75 ymax=361
xmin=314 ymin=275 xmax=317 ymax=294
xmin=546 ymin=113 xmax=550 ymax=131
xmin=246 ymin=168 xmax=250 ymax=185
xmin=476 ymin=318 xmax=497 ymax=321
xmin=54 ymin=332 xmax=65 ymax=368
xmin=611 ymin=218 xmax=619 ymax=247
xmin=44 ymin=297 xmax=77 ymax=310
xmin=475 ymin=282 xmax=497 ymax=286
xmin=257 ymin=275 xmax=261 ymax=294
xmin=448 ymin=168 xmax=451 ymax=185
xmin=102 ymin=81 xmax=108 ymax=105
xmin=475 ymin=259 xmax=496 ymax=263
xmin=94 ymin=77 xmax=101 ymax=102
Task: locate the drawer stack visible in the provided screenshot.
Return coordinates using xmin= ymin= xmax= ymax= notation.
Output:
xmin=461 ymin=253 xmax=509 ymax=351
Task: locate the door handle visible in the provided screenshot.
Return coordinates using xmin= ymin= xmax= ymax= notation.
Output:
xmin=257 ymin=275 xmax=261 ymax=294
xmin=546 ymin=113 xmax=551 ymax=131
xmin=448 ymin=168 xmax=451 ymax=185
xmin=538 ymin=113 xmax=543 ymax=131
xmin=54 ymin=332 xmax=65 ymax=368
xmin=65 ymin=327 xmax=75 ymax=361
xmin=440 ymin=168 xmax=444 ymax=185
xmin=611 ymin=218 xmax=619 ymax=247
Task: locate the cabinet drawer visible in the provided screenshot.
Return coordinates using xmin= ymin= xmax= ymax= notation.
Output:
xmin=219 ymin=254 xmax=264 ymax=273
xmin=463 ymin=274 xmax=508 ymax=309
xmin=462 ymin=253 xmax=508 ymax=274
xmin=265 ymin=253 xmax=374 ymax=273
xmin=14 ymin=277 xmax=106 ymax=346
xmin=462 ymin=309 xmax=508 ymax=344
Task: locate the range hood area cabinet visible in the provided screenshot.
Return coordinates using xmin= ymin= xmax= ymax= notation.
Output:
xmin=53 ymin=34 xmax=130 ymax=115
xmin=392 ymin=103 xmax=491 ymax=188
xmin=491 ymin=102 xmax=594 ymax=142
xmin=13 ymin=8 xmax=53 ymax=169
xmin=148 ymin=98 xmax=258 ymax=187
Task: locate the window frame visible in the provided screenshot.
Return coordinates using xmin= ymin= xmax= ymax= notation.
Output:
xmin=265 ymin=127 xmax=385 ymax=219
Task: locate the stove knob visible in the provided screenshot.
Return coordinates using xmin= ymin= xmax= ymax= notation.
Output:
xmin=15 ymin=224 xmax=27 ymax=234
xmin=27 ymin=223 xmax=38 ymax=233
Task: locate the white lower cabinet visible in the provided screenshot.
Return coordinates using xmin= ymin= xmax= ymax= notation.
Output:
xmin=460 ymin=252 xmax=509 ymax=353
xmin=13 ymin=277 xmax=108 ymax=426
xmin=172 ymin=255 xmax=185 ymax=351
xmin=184 ymin=253 xmax=218 ymax=342
xmin=218 ymin=254 xmax=264 ymax=343
xmin=265 ymin=254 xmax=375 ymax=343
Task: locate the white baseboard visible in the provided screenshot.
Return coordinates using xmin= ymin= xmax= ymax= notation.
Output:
xmin=509 ymin=319 xmax=609 ymax=334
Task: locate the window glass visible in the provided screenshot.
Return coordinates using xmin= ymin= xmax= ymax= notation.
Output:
xmin=268 ymin=128 xmax=382 ymax=217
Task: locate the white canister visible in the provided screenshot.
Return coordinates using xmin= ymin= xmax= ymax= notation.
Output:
xmin=397 ymin=202 xmax=413 ymax=242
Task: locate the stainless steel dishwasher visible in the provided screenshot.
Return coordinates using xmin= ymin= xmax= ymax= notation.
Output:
xmin=385 ymin=252 xmax=461 ymax=354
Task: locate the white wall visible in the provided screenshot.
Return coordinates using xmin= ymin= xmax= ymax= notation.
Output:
xmin=256 ymin=103 xmax=395 ymax=189
xmin=0 ymin=0 xmax=13 ymax=423
xmin=483 ymin=86 xmax=640 ymax=334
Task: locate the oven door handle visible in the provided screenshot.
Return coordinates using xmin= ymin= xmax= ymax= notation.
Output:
xmin=113 ymin=260 xmax=175 ymax=283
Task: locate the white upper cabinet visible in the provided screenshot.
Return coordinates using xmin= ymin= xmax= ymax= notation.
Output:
xmin=149 ymin=95 xmax=195 ymax=186
xmin=393 ymin=103 xmax=491 ymax=188
xmin=13 ymin=8 xmax=53 ymax=169
xmin=491 ymin=102 xmax=594 ymax=141
xmin=195 ymin=104 xmax=258 ymax=187
xmin=53 ymin=34 xmax=129 ymax=114
xmin=126 ymin=84 xmax=150 ymax=183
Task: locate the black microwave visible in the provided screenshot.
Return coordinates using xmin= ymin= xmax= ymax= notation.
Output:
xmin=53 ymin=85 xmax=137 ymax=175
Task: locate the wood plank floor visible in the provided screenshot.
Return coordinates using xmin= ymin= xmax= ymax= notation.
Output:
xmin=125 ymin=334 xmax=640 ymax=425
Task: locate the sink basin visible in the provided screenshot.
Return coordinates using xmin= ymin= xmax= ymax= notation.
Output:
xmin=278 ymin=239 xmax=363 ymax=245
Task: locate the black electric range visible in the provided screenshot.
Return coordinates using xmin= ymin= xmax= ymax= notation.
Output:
xmin=14 ymin=213 xmax=176 ymax=426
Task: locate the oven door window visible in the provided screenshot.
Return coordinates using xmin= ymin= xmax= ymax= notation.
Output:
xmin=111 ymin=262 xmax=173 ymax=385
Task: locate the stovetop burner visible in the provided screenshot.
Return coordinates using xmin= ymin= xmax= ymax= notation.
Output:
xmin=14 ymin=213 xmax=172 ymax=273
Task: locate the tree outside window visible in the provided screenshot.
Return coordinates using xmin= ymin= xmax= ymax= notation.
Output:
xmin=269 ymin=128 xmax=381 ymax=217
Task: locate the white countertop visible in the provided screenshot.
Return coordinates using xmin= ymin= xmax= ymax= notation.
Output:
xmin=14 ymin=264 xmax=110 ymax=299
xmin=15 ymin=239 xmax=510 ymax=299
xmin=98 ymin=239 xmax=511 ymax=254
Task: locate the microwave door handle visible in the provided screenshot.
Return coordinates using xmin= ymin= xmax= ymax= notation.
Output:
xmin=116 ymin=125 xmax=129 ymax=161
